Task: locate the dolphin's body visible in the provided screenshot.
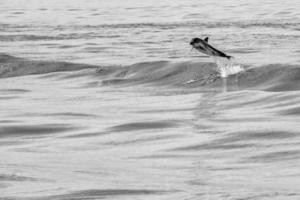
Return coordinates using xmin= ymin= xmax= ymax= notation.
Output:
xmin=190 ymin=37 xmax=232 ymax=59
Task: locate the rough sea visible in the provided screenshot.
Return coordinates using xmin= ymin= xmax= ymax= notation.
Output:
xmin=1 ymin=0 xmax=300 ymax=199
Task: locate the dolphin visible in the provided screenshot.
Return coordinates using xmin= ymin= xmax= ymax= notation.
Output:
xmin=190 ymin=37 xmax=232 ymax=59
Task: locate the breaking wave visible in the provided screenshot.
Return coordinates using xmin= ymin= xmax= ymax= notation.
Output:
xmin=1 ymin=53 xmax=300 ymax=92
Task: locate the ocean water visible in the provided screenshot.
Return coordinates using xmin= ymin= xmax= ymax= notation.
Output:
xmin=1 ymin=0 xmax=300 ymax=199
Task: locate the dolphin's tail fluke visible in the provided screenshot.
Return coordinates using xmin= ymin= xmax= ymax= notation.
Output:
xmin=225 ymin=55 xmax=233 ymax=60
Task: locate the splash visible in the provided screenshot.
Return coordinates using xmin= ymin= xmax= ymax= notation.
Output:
xmin=213 ymin=57 xmax=244 ymax=78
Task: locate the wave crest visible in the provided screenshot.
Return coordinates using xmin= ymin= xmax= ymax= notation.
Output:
xmin=1 ymin=53 xmax=300 ymax=92
xmin=97 ymin=61 xmax=300 ymax=92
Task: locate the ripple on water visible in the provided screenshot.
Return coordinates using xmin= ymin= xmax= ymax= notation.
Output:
xmin=0 ymin=96 xmax=20 ymax=100
xmin=45 ymin=112 xmax=98 ymax=118
xmin=0 ymin=124 xmax=77 ymax=138
xmin=23 ymin=189 xmax=172 ymax=200
xmin=246 ymin=150 xmax=300 ymax=163
xmin=0 ymin=174 xmax=38 ymax=182
xmin=109 ymin=120 xmax=180 ymax=132
xmin=0 ymin=89 xmax=30 ymax=94
xmin=170 ymin=130 xmax=297 ymax=152
xmin=63 ymin=131 xmax=106 ymax=139
xmin=280 ymin=106 xmax=300 ymax=116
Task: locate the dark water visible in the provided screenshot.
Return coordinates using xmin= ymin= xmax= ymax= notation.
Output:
xmin=1 ymin=0 xmax=300 ymax=199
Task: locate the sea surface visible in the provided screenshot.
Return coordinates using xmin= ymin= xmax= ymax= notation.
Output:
xmin=1 ymin=0 xmax=300 ymax=199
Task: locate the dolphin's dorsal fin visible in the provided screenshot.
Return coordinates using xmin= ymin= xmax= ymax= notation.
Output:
xmin=204 ymin=37 xmax=209 ymax=42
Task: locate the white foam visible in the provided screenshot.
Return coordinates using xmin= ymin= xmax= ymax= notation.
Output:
xmin=212 ymin=57 xmax=244 ymax=78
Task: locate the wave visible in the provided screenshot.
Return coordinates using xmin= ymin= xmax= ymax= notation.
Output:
xmin=1 ymin=53 xmax=300 ymax=92
xmin=98 ymin=62 xmax=300 ymax=92
xmin=1 ymin=20 xmax=299 ymax=31
xmin=0 ymin=35 xmax=58 ymax=42
xmin=0 ymin=33 xmax=99 ymax=42
xmin=0 ymin=53 xmax=97 ymax=77
xmin=73 ymin=21 xmax=300 ymax=30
